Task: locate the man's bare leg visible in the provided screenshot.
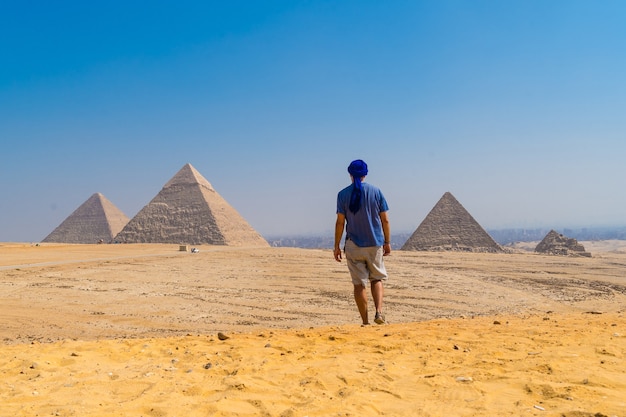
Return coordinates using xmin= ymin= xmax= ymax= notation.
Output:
xmin=354 ymin=284 xmax=369 ymax=324
xmin=371 ymin=280 xmax=385 ymax=323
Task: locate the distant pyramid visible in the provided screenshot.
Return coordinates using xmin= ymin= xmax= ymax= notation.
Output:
xmin=535 ymin=230 xmax=591 ymax=257
xmin=42 ymin=193 xmax=130 ymax=244
xmin=401 ymin=192 xmax=502 ymax=253
xmin=113 ymin=163 xmax=268 ymax=246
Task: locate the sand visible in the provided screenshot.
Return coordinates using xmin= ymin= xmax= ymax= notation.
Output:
xmin=1 ymin=242 xmax=625 ymax=416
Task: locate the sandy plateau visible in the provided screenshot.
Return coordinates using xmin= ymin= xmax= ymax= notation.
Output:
xmin=1 ymin=241 xmax=625 ymax=416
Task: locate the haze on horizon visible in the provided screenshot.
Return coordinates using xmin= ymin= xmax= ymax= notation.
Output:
xmin=1 ymin=1 xmax=625 ymax=243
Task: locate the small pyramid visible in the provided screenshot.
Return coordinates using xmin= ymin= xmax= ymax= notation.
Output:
xmin=113 ymin=163 xmax=268 ymax=246
xmin=401 ymin=192 xmax=502 ymax=253
xmin=42 ymin=193 xmax=130 ymax=244
xmin=535 ymin=230 xmax=591 ymax=257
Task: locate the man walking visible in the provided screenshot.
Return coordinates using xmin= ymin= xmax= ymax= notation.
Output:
xmin=334 ymin=159 xmax=391 ymax=325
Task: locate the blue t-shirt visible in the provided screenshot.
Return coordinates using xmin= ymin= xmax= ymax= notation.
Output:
xmin=337 ymin=182 xmax=389 ymax=247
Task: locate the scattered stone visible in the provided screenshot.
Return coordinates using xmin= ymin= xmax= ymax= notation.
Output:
xmin=455 ymin=376 xmax=473 ymax=382
xmin=217 ymin=332 xmax=229 ymax=340
xmin=203 ymin=363 xmax=212 ymax=370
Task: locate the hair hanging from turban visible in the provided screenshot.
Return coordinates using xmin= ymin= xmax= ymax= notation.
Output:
xmin=347 ymin=159 xmax=368 ymax=213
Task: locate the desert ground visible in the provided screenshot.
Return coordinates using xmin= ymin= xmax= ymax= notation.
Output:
xmin=1 ymin=241 xmax=625 ymax=416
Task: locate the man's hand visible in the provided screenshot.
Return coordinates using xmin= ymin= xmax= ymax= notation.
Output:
xmin=383 ymin=243 xmax=391 ymax=256
xmin=334 ymin=213 xmax=346 ymax=262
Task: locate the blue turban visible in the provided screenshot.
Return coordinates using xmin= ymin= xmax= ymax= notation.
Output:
xmin=347 ymin=159 xmax=368 ymax=213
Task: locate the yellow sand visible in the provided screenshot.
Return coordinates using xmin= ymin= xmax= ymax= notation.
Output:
xmin=1 ymin=243 xmax=625 ymax=416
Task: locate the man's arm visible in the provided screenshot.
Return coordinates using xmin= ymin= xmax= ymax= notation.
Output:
xmin=379 ymin=211 xmax=391 ymax=256
xmin=334 ymin=213 xmax=345 ymax=262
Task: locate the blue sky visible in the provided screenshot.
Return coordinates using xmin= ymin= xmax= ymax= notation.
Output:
xmin=1 ymin=0 xmax=625 ymax=242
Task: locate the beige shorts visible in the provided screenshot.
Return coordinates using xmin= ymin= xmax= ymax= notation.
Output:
xmin=345 ymin=239 xmax=388 ymax=287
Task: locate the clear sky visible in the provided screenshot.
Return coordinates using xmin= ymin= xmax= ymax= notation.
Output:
xmin=1 ymin=0 xmax=625 ymax=242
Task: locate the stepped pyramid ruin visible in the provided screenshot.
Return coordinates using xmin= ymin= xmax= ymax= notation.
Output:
xmin=42 ymin=193 xmax=129 ymax=244
xmin=401 ymin=192 xmax=503 ymax=253
xmin=113 ymin=163 xmax=268 ymax=246
xmin=535 ymin=230 xmax=591 ymax=257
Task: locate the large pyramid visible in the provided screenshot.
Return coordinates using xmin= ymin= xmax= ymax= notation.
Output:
xmin=401 ymin=192 xmax=502 ymax=253
xmin=113 ymin=163 xmax=268 ymax=246
xmin=42 ymin=193 xmax=130 ymax=244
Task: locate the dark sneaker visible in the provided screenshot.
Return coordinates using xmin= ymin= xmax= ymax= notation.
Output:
xmin=374 ymin=312 xmax=385 ymax=324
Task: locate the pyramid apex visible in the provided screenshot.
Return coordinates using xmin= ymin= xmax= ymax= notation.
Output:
xmin=164 ymin=163 xmax=214 ymax=191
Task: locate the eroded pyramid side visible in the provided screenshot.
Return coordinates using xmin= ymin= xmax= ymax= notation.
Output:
xmin=401 ymin=192 xmax=502 ymax=253
xmin=535 ymin=230 xmax=591 ymax=257
xmin=113 ymin=163 xmax=268 ymax=246
xmin=42 ymin=193 xmax=130 ymax=244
